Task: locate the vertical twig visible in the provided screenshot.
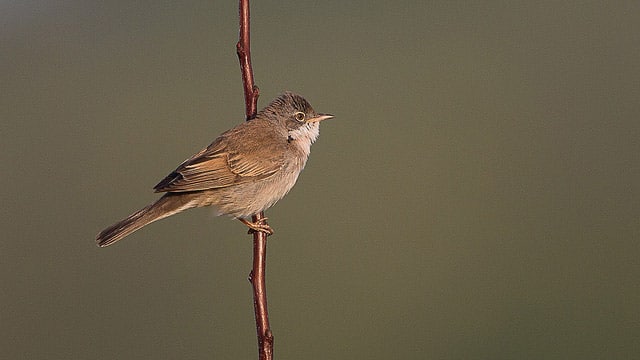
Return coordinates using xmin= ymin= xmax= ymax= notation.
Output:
xmin=236 ymin=1 xmax=273 ymax=359
xmin=237 ymin=0 xmax=259 ymax=120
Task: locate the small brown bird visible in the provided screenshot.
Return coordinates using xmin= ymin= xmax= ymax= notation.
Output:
xmin=96 ymin=92 xmax=333 ymax=247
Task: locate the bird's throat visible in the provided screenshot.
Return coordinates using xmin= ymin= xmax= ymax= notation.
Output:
xmin=288 ymin=123 xmax=320 ymax=156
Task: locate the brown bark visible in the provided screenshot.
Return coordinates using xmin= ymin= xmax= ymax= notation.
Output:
xmin=236 ymin=1 xmax=273 ymax=359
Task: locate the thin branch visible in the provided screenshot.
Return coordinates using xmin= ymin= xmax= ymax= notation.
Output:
xmin=247 ymin=220 xmax=273 ymax=360
xmin=237 ymin=0 xmax=259 ymax=120
xmin=236 ymin=1 xmax=273 ymax=359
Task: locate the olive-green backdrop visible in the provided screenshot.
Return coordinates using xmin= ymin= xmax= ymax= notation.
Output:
xmin=2 ymin=1 xmax=638 ymax=359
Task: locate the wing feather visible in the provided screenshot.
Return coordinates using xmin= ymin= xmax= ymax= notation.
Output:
xmin=153 ymin=119 xmax=286 ymax=193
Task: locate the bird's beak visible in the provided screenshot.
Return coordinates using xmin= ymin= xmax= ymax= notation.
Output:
xmin=307 ymin=113 xmax=334 ymax=123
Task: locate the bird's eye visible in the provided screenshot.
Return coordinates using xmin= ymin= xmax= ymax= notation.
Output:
xmin=293 ymin=111 xmax=306 ymax=122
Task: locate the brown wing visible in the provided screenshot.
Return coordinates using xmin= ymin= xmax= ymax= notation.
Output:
xmin=153 ymin=119 xmax=286 ymax=193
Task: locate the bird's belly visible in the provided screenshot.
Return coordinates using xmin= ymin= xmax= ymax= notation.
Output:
xmin=206 ymin=168 xmax=301 ymax=219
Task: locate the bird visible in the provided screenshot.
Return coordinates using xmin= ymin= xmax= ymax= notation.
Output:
xmin=96 ymin=92 xmax=333 ymax=247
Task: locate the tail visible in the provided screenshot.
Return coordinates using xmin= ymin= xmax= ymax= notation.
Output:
xmin=96 ymin=193 xmax=197 ymax=247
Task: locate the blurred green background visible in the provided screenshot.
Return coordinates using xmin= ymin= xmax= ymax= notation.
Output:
xmin=2 ymin=1 xmax=639 ymax=359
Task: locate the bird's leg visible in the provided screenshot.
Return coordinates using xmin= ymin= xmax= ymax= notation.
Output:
xmin=239 ymin=218 xmax=274 ymax=235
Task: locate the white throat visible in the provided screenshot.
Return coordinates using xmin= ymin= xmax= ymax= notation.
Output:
xmin=289 ymin=123 xmax=320 ymax=156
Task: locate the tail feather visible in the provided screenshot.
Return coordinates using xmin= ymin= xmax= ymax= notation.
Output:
xmin=96 ymin=194 xmax=196 ymax=247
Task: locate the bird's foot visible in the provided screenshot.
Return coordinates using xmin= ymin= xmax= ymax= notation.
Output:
xmin=239 ymin=218 xmax=274 ymax=236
